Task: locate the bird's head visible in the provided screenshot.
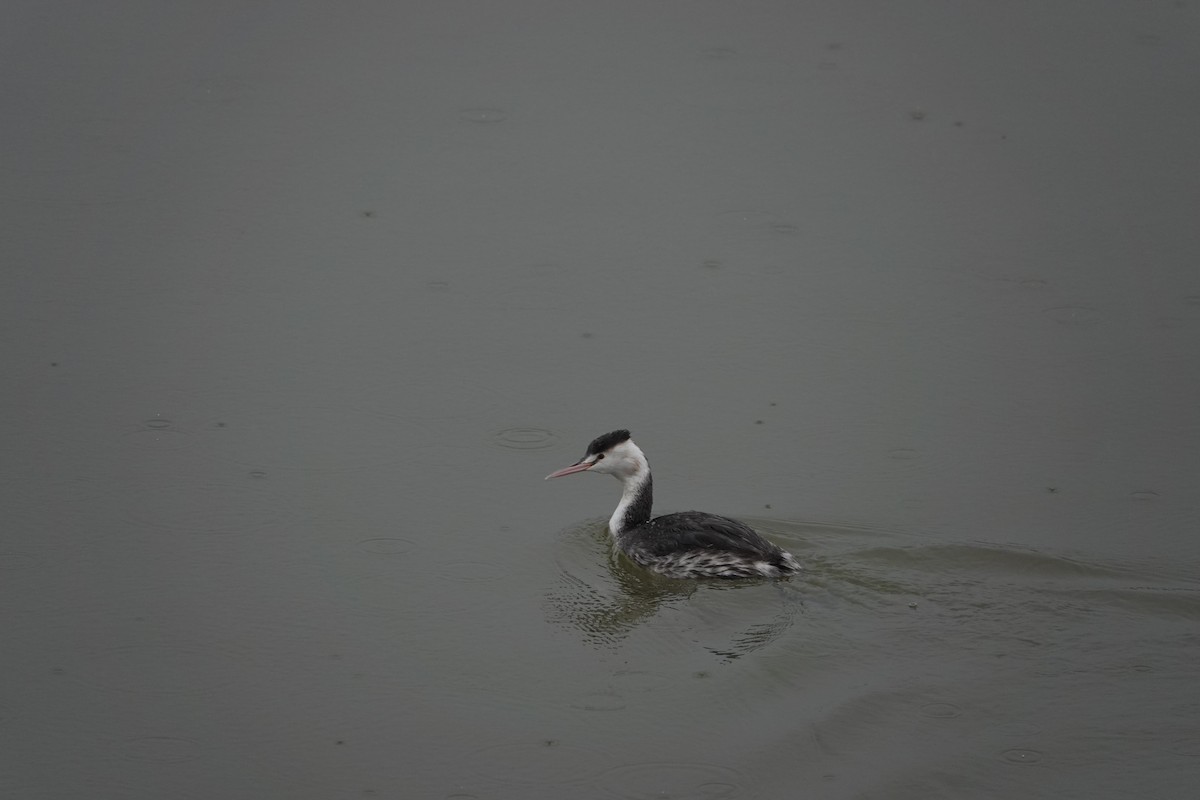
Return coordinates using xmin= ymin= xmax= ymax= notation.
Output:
xmin=545 ymin=429 xmax=646 ymax=481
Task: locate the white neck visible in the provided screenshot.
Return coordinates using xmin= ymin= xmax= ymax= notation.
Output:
xmin=606 ymin=442 xmax=652 ymax=537
xmin=608 ymin=474 xmax=644 ymax=536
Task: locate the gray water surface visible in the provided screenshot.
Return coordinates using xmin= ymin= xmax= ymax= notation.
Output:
xmin=4 ymin=2 xmax=1199 ymax=798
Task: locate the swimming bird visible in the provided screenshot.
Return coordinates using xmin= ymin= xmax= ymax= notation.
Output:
xmin=545 ymin=430 xmax=801 ymax=579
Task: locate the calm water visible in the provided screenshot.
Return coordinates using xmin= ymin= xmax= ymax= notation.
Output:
xmin=3 ymin=2 xmax=1199 ymax=798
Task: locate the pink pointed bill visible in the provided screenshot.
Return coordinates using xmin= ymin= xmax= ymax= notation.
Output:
xmin=545 ymin=460 xmax=593 ymax=480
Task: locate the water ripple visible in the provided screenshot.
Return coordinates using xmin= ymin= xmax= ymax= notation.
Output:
xmin=492 ymin=427 xmax=558 ymax=450
xmin=1000 ymin=748 xmax=1043 ymax=765
xmin=920 ymin=702 xmax=962 ymax=719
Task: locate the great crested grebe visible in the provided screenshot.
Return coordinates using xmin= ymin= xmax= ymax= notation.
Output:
xmin=546 ymin=430 xmax=801 ymax=579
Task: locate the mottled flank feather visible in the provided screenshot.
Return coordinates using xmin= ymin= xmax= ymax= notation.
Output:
xmin=628 ymin=546 xmax=800 ymax=580
xmin=619 ymin=511 xmax=801 ymax=579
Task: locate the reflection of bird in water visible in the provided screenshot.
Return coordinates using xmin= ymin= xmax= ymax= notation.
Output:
xmin=543 ymin=522 xmax=802 ymax=661
xmin=546 ymin=430 xmax=802 ymax=579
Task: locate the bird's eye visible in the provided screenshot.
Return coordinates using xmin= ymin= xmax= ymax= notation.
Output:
xmin=595 ymin=454 xmax=605 ymax=460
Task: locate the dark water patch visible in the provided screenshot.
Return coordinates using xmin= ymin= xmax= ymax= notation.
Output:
xmin=323 ymin=561 xmax=420 ymax=615
xmin=565 ymin=690 xmax=627 ymax=712
xmin=610 ymin=669 xmax=675 ymax=695
xmin=920 ymin=702 xmax=963 ymax=719
xmin=1043 ymin=305 xmax=1100 ymax=325
xmin=0 ymin=551 xmax=42 ymax=571
xmin=123 ymin=483 xmax=302 ymax=535
xmin=390 ymin=379 xmax=504 ymax=423
xmin=1170 ymin=700 xmax=1200 ymax=717
xmin=854 ymin=543 xmax=1124 ymax=580
xmin=121 ymin=735 xmax=202 ymax=763
xmin=357 ymin=537 xmax=415 ymax=556
xmin=1167 ymin=736 xmax=1200 ymax=757
xmin=492 ymin=285 xmax=575 ymax=310
xmin=717 ymin=210 xmax=778 ymax=228
xmin=222 ymin=702 xmax=433 ymax=794
xmin=324 ymin=546 xmax=506 ymax=619
xmin=1047 ymin=587 xmax=1200 ymax=620
xmin=459 ymin=108 xmax=507 ymax=123
xmin=79 ymin=642 xmax=249 ymax=694
xmin=1156 ymin=315 xmax=1193 ymax=330
xmin=714 ymin=209 xmax=797 ymax=242
xmin=437 ymin=560 xmax=504 ymax=583
xmin=179 ymin=74 xmax=255 ymax=106
xmin=468 ymin=740 xmax=608 ymax=786
xmin=994 ymin=721 xmax=1043 ymax=737
xmin=1 ymin=118 xmax=173 ymax=205
xmin=120 ymin=417 xmax=195 ymax=451
xmin=0 ymin=471 xmax=105 ymax=533
xmin=211 ymin=403 xmax=425 ymax=472
xmin=432 ymin=684 xmax=563 ymax=721
xmin=600 ymin=761 xmax=746 ymax=799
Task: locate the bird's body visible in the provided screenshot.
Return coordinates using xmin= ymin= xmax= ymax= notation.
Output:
xmin=546 ymin=430 xmax=801 ymax=579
